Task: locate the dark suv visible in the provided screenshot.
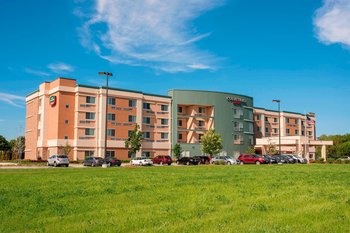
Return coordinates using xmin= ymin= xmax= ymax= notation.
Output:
xmin=104 ymin=157 xmax=122 ymax=167
xmin=194 ymin=156 xmax=211 ymax=165
xmin=83 ymin=157 xmax=104 ymax=167
xmin=152 ymin=155 xmax=172 ymax=165
xmin=238 ymin=154 xmax=267 ymax=164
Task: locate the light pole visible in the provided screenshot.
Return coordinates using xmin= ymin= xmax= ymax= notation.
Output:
xmin=272 ymin=100 xmax=281 ymax=154
xmin=99 ymin=71 xmax=113 ymax=159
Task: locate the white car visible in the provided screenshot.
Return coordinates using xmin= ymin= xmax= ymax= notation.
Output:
xmin=130 ymin=157 xmax=153 ymax=166
xmin=211 ymin=156 xmax=239 ymax=165
xmin=47 ymin=155 xmax=69 ymax=167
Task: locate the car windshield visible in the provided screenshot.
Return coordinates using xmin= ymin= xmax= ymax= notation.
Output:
xmin=58 ymin=155 xmax=68 ymax=158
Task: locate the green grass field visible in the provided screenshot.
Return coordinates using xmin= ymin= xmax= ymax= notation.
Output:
xmin=0 ymin=165 xmax=349 ymax=233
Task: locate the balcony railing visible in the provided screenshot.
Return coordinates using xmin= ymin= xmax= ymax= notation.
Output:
xmin=234 ymin=127 xmax=244 ymax=132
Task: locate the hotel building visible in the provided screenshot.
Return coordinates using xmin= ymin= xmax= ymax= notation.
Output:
xmin=25 ymin=78 xmax=171 ymax=160
xmin=25 ymin=77 xmax=332 ymax=161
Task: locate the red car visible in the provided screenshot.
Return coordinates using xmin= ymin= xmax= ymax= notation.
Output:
xmin=238 ymin=154 xmax=267 ymax=164
xmin=152 ymin=155 xmax=172 ymax=165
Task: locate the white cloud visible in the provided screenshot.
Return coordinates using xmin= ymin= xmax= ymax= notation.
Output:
xmin=78 ymin=0 xmax=224 ymax=72
xmin=24 ymin=68 xmax=51 ymax=77
xmin=48 ymin=62 xmax=74 ymax=74
xmin=314 ymin=0 xmax=350 ymax=48
xmin=0 ymin=92 xmax=25 ymax=108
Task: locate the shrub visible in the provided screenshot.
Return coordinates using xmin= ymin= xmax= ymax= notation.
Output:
xmin=212 ymin=160 xmax=226 ymax=165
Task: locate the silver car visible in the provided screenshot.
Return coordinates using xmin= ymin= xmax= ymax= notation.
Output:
xmin=211 ymin=156 xmax=239 ymax=165
xmin=47 ymin=155 xmax=69 ymax=167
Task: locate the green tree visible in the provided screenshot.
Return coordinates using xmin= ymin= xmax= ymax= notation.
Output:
xmin=317 ymin=134 xmax=350 ymax=159
xmin=11 ymin=136 xmax=25 ymax=160
xmin=246 ymin=146 xmax=255 ymax=154
xmin=58 ymin=142 xmax=72 ymax=156
xmin=173 ymin=143 xmax=182 ymax=159
xmin=200 ymin=129 xmax=223 ymax=157
xmin=0 ymin=135 xmax=10 ymax=151
xmin=266 ymin=139 xmax=277 ymax=156
xmin=125 ymin=124 xmax=143 ymax=157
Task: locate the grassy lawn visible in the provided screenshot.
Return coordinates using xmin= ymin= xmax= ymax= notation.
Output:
xmin=0 ymin=165 xmax=349 ymax=233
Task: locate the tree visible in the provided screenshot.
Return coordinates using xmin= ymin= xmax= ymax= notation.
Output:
xmin=0 ymin=135 xmax=10 ymax=151
xmin=11 ymin=136 xmax=25 ymax=160
xmin=246 ymin=146 xmax=255 ymax=154
xmin=200 ymin=129 xmax=223 ymax=157
xmin=173 ymin=143 xmax=182 ymax=159
xmin=58 ymin=142 xmax=72 ymax=156
xmin=125 ymin=124 xmax=143 ymax=157
xmin=266 ymin=139 xmax=277 ymax=156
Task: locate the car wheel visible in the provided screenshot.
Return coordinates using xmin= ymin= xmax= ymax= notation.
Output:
xmin=47 ymin=162 xmax=50 ymax=166
xmin=176 ymin=161 xmax=180 ymax=165
xmin=227 ymin=161 xmax=232 ymax=165
xmin=108 ymin=162 xmax=111 ymax=167
xmin=186 ymin=161 xmax=190 ymax=165
xmin=168 ymin=163 xmax=171 ymax=166
xmin=66 ymin=164 xmax=69 ymax=167
xmin=54 ymin=162 xmax=57 ymax=167
xmin=92 ymin=162 xmax=95 ymax=167
xmin=256 ymin=161 xmax=261 ymax=165
xmin=240 ymin=161 xmax=244 ymax=165
xmin=198 ymin=161 xmax=201 ymax=165
xmin=140 ymin=162 xmax=143 ymax=166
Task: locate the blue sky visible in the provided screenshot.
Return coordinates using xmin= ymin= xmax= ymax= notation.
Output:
xmin=0 ymin=0 xmax=349 ymax=140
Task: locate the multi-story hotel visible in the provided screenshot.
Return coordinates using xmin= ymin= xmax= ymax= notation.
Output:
xmin=25 ymin=77 xmax=332 ymax=161
xmin=25 ymin=78 xmax=171 ymax=160
xmin=253 ymin=108 xmax=332 ymax=160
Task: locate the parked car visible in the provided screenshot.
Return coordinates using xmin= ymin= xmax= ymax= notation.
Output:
xmin=340 ymin=156 xmax=350 ymax=161
xmin=152 ymin=155 xmax=172 ymax=165
xmin=47 ymin=155 xmax=69 ymax=167
xmin=83 ymin=157 xmax=104 ymax=167
xmin=238 ymin=154 xmax=267 ymax=164
xmin=273 ymin=154 xmax=294 ymax=164
xmin=211 ymin=156 xmax=238 ymax=165
xmin=130 ymin=157 xmax=153 ymax=166
xmin=282 ymin=154 xmax=297 ymax=163
xmin=262 ymin=155 xmax=278 ymax=164
xmin=194 ymin=156 xmax=212 ymax=165
xmin=104 ymin=157 xmax=122 ymax=167
xmin=296 ymin=156 xmax=308 ymax=164
xmin=176 ymin=157 xmax=200 ymax=165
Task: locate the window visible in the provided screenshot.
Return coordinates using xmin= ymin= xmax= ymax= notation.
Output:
xmin=84 ymin=151 xmax=94 ymax=158
xmin=286 ymin=118 xmax=290 ymax=123
xmin=161 ymin=119 xmax=168 ymax=125
xmin=142 ymin=151 xmax=151 ymax=158
xmin=249 ymin=135 xmax=254 ymax=145
xmin=248 ymin=123 xmax=254 ymax=133
xmin=257 ymin=126 xmax=261 ymax=132
xmin=106 ymin=151 xmax=115 ymax=158
xmin=143 ymin=132 xmax=150 ymax=139
xmin=302 ymin=130 xmax=305 ymax=136
xmin=65 ymin=120 xmax=69 ymax=124
xmin=161 ymin=133 xmax=168 ymax=139
xmin=257 ymin=114 xmax=261 ymax=120
xmin=128 ymin=115 xmax=136 ymax=122
xmin=64 ymin=136 xmax=68 ymax=140
xmin=161 ymin=105 xmax=168 ymax=111
xmin=265 ymin=127 xmax=269 ymax=133
xmin=86 ymin=112 xmax=95 ymax=120
xmin=198 ymin=134 xmax=204 ymax=142
xmin=37 ymin=129 xmax=41 ymax=137
xmin=107 ymin=129 xmax=115 ymax=137
xmin=295 ymin=119 xmax=299 ymax=124
xmin=178 ymin=106 xmax=182 ymax=113
xmin=143 ymin=102 xmax=151 ymax=109
xmin=178 ymin=120 xmax=182 ymax=126
xmin=85 ymin=128 xmax=95 ymax=136
xmin=198 ymin=120 xmax=205 ymax=127
xmin=129 ymin=99 xmax=136 ymax=107
xmin=178 ymin=134 xmax=182 ymax=140
xmin=295 ymin=129 xmax=299 ymax=135
xmin=128 ymin=131 xmax=133 ymax=137
xmin=301 ymin=121 xmax=305 ymax=126
xmin=274 ymin=128 xmax=278 ymax=133
xmin=198 ymin=107 xmax=205 ymax=113
xmin=143 ymin=117 xmax=151 ymax=124
xmin=308 ymin=131 xmax=313 ymax=136
xmin=265 ymin=117 xmax=268 ymax=122
xmin=65 ymin=104 xmax=69 ymax=109
xmin=86 ymin=96 xmax=95 ymax=104
xmin=286 ymin=129 xmax=290 ymax=134
xmin=108 ymin=97 xmax=116 ymax=105
xmin=107 ymin=113 xmax=116 ymax=121
xmin=274 ymin=118 xmax=278 ymax=123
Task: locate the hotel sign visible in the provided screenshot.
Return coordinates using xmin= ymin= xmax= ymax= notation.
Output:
xmin=49 ymin=95 xmax=57 ymax=107
xmin=227 ymin=97 xmax=245 ymax=105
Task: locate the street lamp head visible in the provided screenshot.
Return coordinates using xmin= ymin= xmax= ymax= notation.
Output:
xmin=272 ymin=99 xmax=280 ymax=103
xmin=98 ymin=71 xmax=113 ymax=77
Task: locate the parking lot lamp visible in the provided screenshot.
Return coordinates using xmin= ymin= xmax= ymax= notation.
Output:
xmin=272 ymin=100 xmax=281 ymax=154
xmin=98 ymin=72 xmax=113 ymax=159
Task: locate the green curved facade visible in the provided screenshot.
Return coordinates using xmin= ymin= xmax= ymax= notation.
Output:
xmin=168 ymin=90 xmax=254 ymax=157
